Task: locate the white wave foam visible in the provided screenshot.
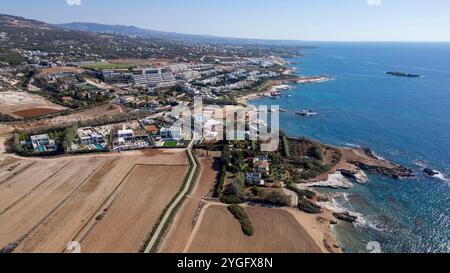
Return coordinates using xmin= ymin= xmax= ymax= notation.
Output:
xmin=414 ymin=160 xmax=427 ymax=168
xmin=324 ymin=193 xmax=387 ymax=232
xmin=414 ymin=160 xmax=450 ymax=184
xmin=345 ymin=144 xmax=385 ymax=161
xmin=371 ymin=151 xmax=386 ymax=161
xmin=365 ymin=61 xmax=380 ymax=65
xmin=354 ymin=215 xmax=387 ymax=232
xmin=345 ymin=143 xmax=361 ymax=148
xmin=433 ymin=172 xmax=450 ymax=183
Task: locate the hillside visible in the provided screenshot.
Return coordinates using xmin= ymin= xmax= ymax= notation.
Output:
xmin=1 ymin=14 xmax=307 ymax=62
xmin=0 ymin=14 xmax=169 ymax=59
xmin=0 ymin=14 xmax=245 ymax=60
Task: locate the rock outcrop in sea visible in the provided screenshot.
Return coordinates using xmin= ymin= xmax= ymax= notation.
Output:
xmin=423 ymin=168 xmax=439 ymax=176
xmin=341 ymin=147 xmax=415 ymax=179
xmin=350 ymin=161 xmax=414 ymax=179
xmin=339 ymin=169 xmax=369 ymax=184
xmin=333 ymin=212 xmax=358 ymax=223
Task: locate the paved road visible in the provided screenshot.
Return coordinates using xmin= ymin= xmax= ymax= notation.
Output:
xmin=144 ymin=139 xmax=199 ymax=253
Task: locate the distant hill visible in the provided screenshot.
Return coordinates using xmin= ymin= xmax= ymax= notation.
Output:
xmin=0 ymin=13 xmax=54 ymax=30
xmin=56 ymin=22 xmax=304 ymax=46
xmin=0 ymin=14 xmax=308 ymax=61
xmin=0 ymin=14 xmax=106 ymax=53
xmin=0 ymin=14 xmax=232 ymax=60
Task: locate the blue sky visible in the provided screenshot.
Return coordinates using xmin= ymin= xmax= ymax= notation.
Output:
xmin=2 ymin=0 xmax=450 ymax=41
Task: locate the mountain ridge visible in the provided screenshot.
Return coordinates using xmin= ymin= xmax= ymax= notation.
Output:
xmin=56 ymin=22 xmax=305 ymax=46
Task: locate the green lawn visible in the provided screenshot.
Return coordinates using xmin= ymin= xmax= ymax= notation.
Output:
xmin=77 ymin=83 xmax=98 ymax=91
xmin=163 ymin=141 xmax=178 ymax=148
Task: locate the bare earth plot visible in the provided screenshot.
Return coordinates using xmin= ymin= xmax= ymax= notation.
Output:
xmin=160 ymin=157 xmax=218 ymax=253
xmin=0 ymin=159 xmax=70 ymax=213
xmin=78 ymin=164 xmax=188 ymax=253
xmin=136 ymin=150 xmax=189 ymax=166
xmin=187 ymin=205 xmax=323 ymax=253
xmin=14 ymin=156 xmax=137 ymax=253
xmin=37 ymin=67 xmax=85 ymax=77
xmin=0 ymin=157 xmax=108 ymax=249
xmin=0 ymin=156 xmax=19 ymax=170
xmin=11 ymin=103 xmax=125 ymax=130
xmin=0 ymin=91 xmax=66 ymax=118
xmin=0 ymin=149 xmax=189 ymax=253
xmin=109 ymin=58 xmax=173 ymax=67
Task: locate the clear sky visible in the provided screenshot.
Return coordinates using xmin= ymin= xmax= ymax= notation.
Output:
xmin=1 ymin=0 xmax=450 ymax=42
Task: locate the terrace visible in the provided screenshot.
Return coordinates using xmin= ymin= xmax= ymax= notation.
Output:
xmin=112 ymin=123 xmax=151 ymax=151
xmin=29 ymin=134 xmax=57 ymax=152
xmin=71 ymin=126 xmax=111 ymax=152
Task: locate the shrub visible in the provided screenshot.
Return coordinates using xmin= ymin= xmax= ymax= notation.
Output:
xmin=231 ymin=172 xmax=246 ymax=197
xmin=298 ymin=197 xmax=322 ymax=214
xmin=286 ymin=184 xmax=316 ymax=200
xmin=220 ymin=194 xmax=244 ymax=204
xmin=308 ymin=142 xmax=325 ymax=161
xmin=228 ymin=205 xmax=254 ymax=236
xmin=282 ymin=135 xmax=290 ymax=157
xmin=214 ymin=164 xmax=226 ymax=198
xmin=247 ymin=188 xmax=291 ymax=207
xmin=298 ymin=189 xmax=316 ymax=199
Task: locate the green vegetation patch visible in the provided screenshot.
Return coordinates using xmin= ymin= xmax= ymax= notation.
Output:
xmin=220 ymin=194 xmax=244 ymax=204
xmin=12 ymin=125 xmax=78 ymax=156
xmin=286 ymin=183 xmax=316 ymax=200
xmin=227 ymin=205 xmax=254 ymax=236
xmin=163 ymin=141 xmax=178 ymax=148
xmin=298 ymin=197 xmax=322 ymax=214
xmin=214 ymin=164 xmax=227 ymax=198
xmin=0 ymin=52 xmax=24 ymax=65
xmin=77 ymin=83 xmax=98 ymax=91
xmin=247 ymin=187 xmax=292 ymax=207
xmin=284 ymin=136 xmax=342 ymax=181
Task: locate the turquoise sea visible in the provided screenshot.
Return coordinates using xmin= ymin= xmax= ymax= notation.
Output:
xmin=251 ymin=43 xmax=450 ymax=253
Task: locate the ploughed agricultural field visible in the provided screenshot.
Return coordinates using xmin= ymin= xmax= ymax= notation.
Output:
xmin=10 ymin=108 xmax=62 ymax=118
xmin=0 ymin=150 xmax=189 ymax=253
xmin=78 ymin=164 xmax=188 ymax=253
xmin=187 ymin=205 xmax=323 ymax=253
xmin=160 ymin=157 xmax=218 ymax=253
xmin=0 ymin=91 xmax=66 ymax=118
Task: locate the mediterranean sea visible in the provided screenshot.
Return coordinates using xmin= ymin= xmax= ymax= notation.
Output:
xmin=251 ymin=42 xmax=450 ymax=253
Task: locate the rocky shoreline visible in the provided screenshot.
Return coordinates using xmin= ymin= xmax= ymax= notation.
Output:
xmin=298 ymin=146 xmax=414 ymax=191
xmin=237 ymin=74 xmax=334 ymax=106
xmin=337 ymin=147 xmax=414 ymax=180
xmin=347 ymin=148 xmax=414 ymax=179
xmin=297 ymin=145 xmax=416 ymax=234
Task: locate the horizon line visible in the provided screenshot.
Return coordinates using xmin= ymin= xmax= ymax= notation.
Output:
xmin=56 ymin=20 xmax=450 ymax=43
xmin=3 ymin=13 xmax=450 ymax=43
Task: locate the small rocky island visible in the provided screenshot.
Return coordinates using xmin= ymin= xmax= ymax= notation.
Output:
xmin=387 ymin=71 xmax=421 ymax=78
